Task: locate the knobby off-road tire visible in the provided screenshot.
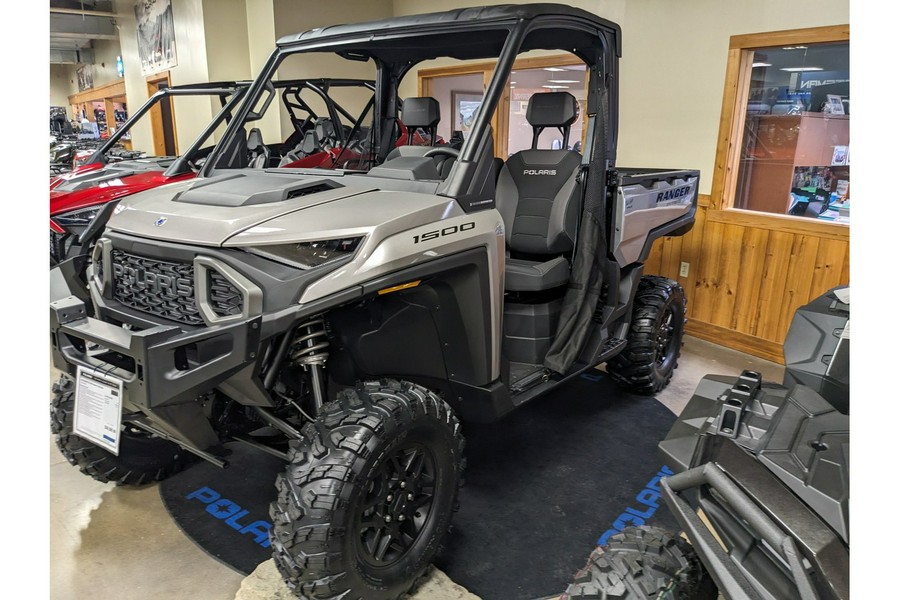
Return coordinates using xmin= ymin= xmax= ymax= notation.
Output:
xmin=270 ymin=379 xmax=465 ymax=600
xmin=563 ymin=526 xmax=717 ymax=600
xmin=50 ymin=376 xmax=187 ymax=485
xmin=607 ymin=276 xmax=686 ymax=395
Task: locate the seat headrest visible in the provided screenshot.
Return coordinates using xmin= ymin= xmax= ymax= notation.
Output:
xmin=315 ymin=119 xmax=335 ymax=140
xmin=402 ymin=97 xmax=440 ymax=129
xmin=247 ymin=128 xmax=264 ymax=151
xmin=526 ymin=92 xmax=578 ymax=128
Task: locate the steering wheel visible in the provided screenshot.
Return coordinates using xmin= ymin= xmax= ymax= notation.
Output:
xmin=423 ymin=147 xmax=460 ymax=159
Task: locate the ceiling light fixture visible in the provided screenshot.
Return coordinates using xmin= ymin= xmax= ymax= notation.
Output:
xmin=548 ymin=79 xmax=580 ymax=83
xmin=542 ymin=84 xmax=570 ymax=89
xmin=543 ymin=67 xmax=566 ymax=72
xmin=751 ymin=62 xmax=772 ymax=68
xmin=780 ymin=66 xmax=823 ymax=72
xmin=782 ymin=45 xmax=808 ymax=50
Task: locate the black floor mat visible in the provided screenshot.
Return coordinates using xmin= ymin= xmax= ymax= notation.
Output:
xmin=160 ymin=372 xmax=679 ymax=596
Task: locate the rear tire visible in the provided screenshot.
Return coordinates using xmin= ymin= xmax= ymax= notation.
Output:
xmin=51 ymin=376 xmax=187 ymax=485
xmin=607 ymin=276 xmax=686 ymax=394
xmin=269 ymin=379 xmax=464 ymax=600
xmin=563 ymin=526 xmax=717 ymax=600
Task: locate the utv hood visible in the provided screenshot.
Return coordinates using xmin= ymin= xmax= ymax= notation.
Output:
xmin=50 ymin=159 xmax=188 ymax=217
xmin=108 ymin=172 xmax=377 ymax=246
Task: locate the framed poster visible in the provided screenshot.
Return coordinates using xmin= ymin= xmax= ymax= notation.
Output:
xmin=76 ymin=65 xmax=93 ymax=91
xmin=134 ymin=0 xmax=178 ymax=76
xmin=452 ymin=91 xmax=483 ymax=137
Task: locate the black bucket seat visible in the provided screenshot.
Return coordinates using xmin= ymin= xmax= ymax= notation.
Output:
xmin=495 ymin=92 xmax=581 ymax=292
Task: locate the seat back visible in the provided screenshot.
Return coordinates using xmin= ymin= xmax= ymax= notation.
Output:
xmin=315 ymin=119 xmax=337 ymax=149
xmin=247 ymin=127 xmax=270 ymax=168
xmin=496 ymin=92 xmax=581 ymax=256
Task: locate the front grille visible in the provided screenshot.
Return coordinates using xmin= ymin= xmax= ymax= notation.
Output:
xmin=111 ymin=250 xmax=203 ymax=325
xmin=208 ymin=271 xmax=244 ymax=318
xmin=110 ymin=250 xmax=246 ymax=325
xmin=50 ymin=231 xmax=73 ymax=263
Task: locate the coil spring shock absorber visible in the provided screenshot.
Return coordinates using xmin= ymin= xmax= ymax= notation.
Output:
xmin=290 ymin=316 xmax=329 ymax=412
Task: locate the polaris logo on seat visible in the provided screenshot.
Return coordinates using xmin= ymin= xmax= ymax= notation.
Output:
xmin=656 ymin=186 xmax=691 ymax=203
xmin=523 ymin=169 xmax=557 ymax=176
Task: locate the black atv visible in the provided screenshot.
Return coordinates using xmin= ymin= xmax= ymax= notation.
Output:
xmin=564 ymin=287 xmax=849 ymax=600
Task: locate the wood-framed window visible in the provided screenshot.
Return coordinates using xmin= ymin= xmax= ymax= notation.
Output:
xmin=709 ymin=25 xmax=849 ymax=242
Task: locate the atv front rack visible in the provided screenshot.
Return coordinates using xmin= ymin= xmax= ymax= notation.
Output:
xmin=659 ymin=439 xmax=849 ymax=600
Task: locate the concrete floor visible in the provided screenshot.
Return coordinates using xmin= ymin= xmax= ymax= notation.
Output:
xmin=49 ymin=335 xmax=782 ymax=600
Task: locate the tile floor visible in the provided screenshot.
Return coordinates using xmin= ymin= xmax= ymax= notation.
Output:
xmin=49 ymin=335 xmax=783 ymax=600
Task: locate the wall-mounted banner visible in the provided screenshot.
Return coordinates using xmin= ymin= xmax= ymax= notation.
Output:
xmin=76 ymin=65 xmax=93 ymax=91
xmin=134 ymin=0 xmax=178 ymax=76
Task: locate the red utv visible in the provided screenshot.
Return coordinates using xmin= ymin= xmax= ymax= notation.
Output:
xmin=49 ymin=82 xmax=251 ymax=265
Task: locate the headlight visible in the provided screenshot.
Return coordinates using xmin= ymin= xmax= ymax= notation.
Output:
xmin=248 ymin=237 xmax=364 ymax=270
xmin=54 ymin=206 xmax=103 ymax=228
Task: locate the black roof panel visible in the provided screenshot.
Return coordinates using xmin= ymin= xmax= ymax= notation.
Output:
xmin=275 ymin=3 xmax=621 ymax=60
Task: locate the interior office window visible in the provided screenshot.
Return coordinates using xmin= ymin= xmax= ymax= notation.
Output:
xmin=506 ymin=64 xmax=587 ymax=156
xmin=734 ymin=42 xmax=849 ymax=223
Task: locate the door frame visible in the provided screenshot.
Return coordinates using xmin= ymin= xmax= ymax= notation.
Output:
xmin=146 ymin=71 xmax=178 ymax=156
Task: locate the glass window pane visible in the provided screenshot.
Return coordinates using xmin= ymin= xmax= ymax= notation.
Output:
xmin=507 ymin=64 xmax=586 ymax=156
xmin=734 ymin=42 xmax=849 ymax=224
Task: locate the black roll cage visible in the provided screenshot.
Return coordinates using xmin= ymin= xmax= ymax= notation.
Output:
xmin=279 ymin=79 xmax=376 ymax=147
xmin=88 ymin=82 xmax=251 ymax=168
xmin=200 ymin=6 xmax=621 ymax=212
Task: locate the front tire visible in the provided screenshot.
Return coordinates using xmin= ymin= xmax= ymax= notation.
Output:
xmin=563 ymin=526 xmax=717 ymax=600
xmin=269 ymin=380 xmax=464 ymax=600
xmin=51 ymin=376 xmax=187 ymax=485
xmin=607 ymin=276 xmax=686 ymax=395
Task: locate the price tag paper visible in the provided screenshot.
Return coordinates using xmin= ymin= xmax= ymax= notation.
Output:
xmin=73 ymin=366 xmax=124 ymax=455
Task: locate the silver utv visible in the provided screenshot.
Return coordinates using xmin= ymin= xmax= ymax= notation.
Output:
xmin=49 ymin=5 xmax=699 ymax=600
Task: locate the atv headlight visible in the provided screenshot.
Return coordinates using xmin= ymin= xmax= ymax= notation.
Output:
xmin=248 ymin=237 xmax=364 ymax=270
xmin=54 ymin=206 xmax=103 ymax=228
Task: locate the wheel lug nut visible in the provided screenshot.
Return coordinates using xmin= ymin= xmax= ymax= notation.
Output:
xmin=386 ymin=494 xmax=393 ymax=502
xmin=398 ymin=515 xmax=405 ymax=522
xmin=407 ymin=493 xmax=414 ymax=501
xmin=384 ymin=515 xmax=392 ymax=523
xmin=400 ymin=481 xmax=406 ymax=489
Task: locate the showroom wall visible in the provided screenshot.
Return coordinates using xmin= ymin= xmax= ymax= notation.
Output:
xmin=630 ymin=0 xmax=850 ymax=362
xmin=271 ymin=0 xmax=393 ymax=139
xmin=113 ymin=0 xmax=217 ymax=154
xmin=50 ymin=65 xmax=76 ymax=116
xmin=617 ymin=0 xmax=849 ymax=195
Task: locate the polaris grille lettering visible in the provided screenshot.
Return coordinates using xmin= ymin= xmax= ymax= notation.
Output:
xmin=523 ymin=169 xmax=557 ymax=176
xmin=113 ymin=262 xmax=193 ymax=297
xmin=655 ymin=186 xmax=691 ymax=203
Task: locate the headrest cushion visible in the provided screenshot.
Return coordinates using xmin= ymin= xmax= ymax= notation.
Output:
xmin=526 ymin=92 xmax=578 ymax=128
xmin=402 ymin=97 xmax=440 ymax=128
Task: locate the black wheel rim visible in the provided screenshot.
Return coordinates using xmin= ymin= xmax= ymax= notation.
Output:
xmin=655 ymin=306 xmax=677 ymax=367
xmin=356 ymin=443 xmax=436 ymax=567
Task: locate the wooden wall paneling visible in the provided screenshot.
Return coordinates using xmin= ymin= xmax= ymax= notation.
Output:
xmin=753 ymin=231 xmax=794 ymax=341
xmin=681 ymin=203 xmax=708 ymax=318
xmin=659 ymin=235 xmax=684 ymax=280
xmin=709 ymin=223 xmax=746 ymax=328
xmin=643 ymin=238 xmax=663 ymax=276
xmin=809 ymin=238 xmax=849 ymax=299
xmin=729 ymin=226 xmax=770 ymax=334
xmin=690 ymin=218 xmax=725 ymax=323
xmin=776 ymin=235 xmax=821 ymax=339
xmin=840 ymin=243 xmax=851 ymax=284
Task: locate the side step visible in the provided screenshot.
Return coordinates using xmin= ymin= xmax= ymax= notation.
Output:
xmin=596 ymin=337 xmax=627 ymax=363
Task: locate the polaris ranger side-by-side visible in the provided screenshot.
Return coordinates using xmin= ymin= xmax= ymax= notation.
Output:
xmin=50 ymin=5 xmax=699 ymax=599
